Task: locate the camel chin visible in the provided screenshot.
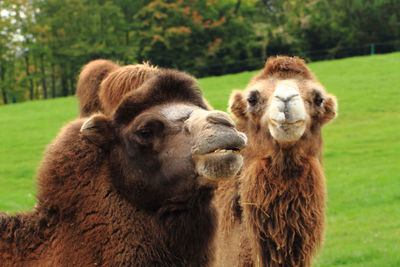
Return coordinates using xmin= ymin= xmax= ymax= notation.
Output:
xmin=194 ymin=150 xmax=244 ymax=181
xmin=268 ymin=119 xmax=306 ymax=144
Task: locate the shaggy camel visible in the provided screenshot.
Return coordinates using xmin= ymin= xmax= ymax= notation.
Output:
xmin=0 ymin=70 xmax=247 ymax=266
xmin=213 ymin=56 xmax=337 ymax=267
xmin=76 ymin=59 xmax=211 ymax=117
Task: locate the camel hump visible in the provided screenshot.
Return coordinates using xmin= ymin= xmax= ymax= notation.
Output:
xmin=99 ymin=63 xmax=159 ymax=115
xmin=76 ymin=59 xmax=120 ymax=117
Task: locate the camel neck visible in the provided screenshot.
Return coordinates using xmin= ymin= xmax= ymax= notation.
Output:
xmin=243 ymin=131 xmax=323 ymax=171
xmin=239 ymin=143 xmax=326 ymax=267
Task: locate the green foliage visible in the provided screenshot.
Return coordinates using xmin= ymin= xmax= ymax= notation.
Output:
xmin=258 ymin=0 xmax=400 ymax=59
xmin=1 ymin=0 xmax=400 ymax=104
xmin=133 ymin=0 xmax=260 ymax=76
xmin=0 ymin=53 xmax=399 ymax=265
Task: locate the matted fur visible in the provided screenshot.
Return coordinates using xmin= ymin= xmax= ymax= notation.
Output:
xmin=0 ymin=70 xmax=226 ymax=266
xmin=76 ymin=60 xmax=213 ymax=117
xmin=252 ymin=56 xmax=316 ymax=81
xmin=75 ymin=60 xmax=159 ymax=117
xmin=214 ymin=56 xmax=337 ymax=267
xmin=99 ymin=63 xmax=159 ymax=115
xmin=114 ymin=69 xmax=208 ymax=126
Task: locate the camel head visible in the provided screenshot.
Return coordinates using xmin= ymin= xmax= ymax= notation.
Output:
xmin=229 ymin=56 xmax=337 ymax=150
xmin=80 ymin=69 xmax=247 ymax=208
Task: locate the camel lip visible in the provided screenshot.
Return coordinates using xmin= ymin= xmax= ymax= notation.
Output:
xmin=199 ymin=148 xmax=242 ymax=156
xmin=193 ymin=143 xmax=245 ymax=156
xmin=191 ymin=131 xmax=247 ymax=156
xmin=269 ymin=119 xmax=305 ymax=126
xmin=192 ymin=148 xmax=243 ymax=160
xmin=194 ymin=152 xmax=244 ymax=181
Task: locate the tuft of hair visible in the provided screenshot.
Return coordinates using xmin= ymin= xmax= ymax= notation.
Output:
xmin=99 ymin=63 xmax=159 ymax=115
xmin=114 ymin=69 xmax=208 ymax=126
xmin=228 ymin=90 xmax=247 ymax=122
xmin=76 ymin=59 xmax=120 ymax=117
xmin=259 ymin=55 xmax=315 ymax=80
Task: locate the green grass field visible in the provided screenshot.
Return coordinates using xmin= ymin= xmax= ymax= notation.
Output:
xmin=1 ymin=53 xmax=399 ymax=266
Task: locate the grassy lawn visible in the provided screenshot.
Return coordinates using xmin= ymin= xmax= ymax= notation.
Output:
xmin=1 ymin=52 xmax=399 ymax=266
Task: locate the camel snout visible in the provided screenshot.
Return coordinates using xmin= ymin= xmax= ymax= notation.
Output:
xmin=206 ymin=111 xmax=235 ymax=128
xmin=269 ymin=81 xmax=306 ymax=124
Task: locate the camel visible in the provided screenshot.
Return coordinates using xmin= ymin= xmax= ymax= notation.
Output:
xmin=76 ymin=59 xmax=211 ymax=118
xmin=0 ymin=69 xmax=247 ymax=266
xmin=213 ymin=56 xmax=337 ymax=267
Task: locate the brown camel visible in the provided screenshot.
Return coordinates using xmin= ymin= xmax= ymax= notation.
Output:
xmin=0 ymin=69 xmax=247 ymax=266
xmin=213 ymin=56 xmax=337 ymax=267
xmin=76 ymin=59 xmax=211 ymax=118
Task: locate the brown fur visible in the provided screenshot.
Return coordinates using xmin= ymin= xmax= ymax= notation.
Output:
xmin=1 ymin=70 xmax=242 ymax=266
xmin=214 ymin=56 xmax=337 ymax=266
xmin=75 ymin=59 xmax=120 ymax=117
xmin=99 ymin=63 xmax=159 ymax=115
xmin=76 ymin=60 xmax=159 ymax=117
xmin=76 ymin=59 xmax=212 ymax=117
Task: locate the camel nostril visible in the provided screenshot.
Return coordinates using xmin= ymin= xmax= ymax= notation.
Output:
xmin=275 ymin=93 xmax=299 ymax=103
xmin=206 ymin=113 xmax=235 ymax=128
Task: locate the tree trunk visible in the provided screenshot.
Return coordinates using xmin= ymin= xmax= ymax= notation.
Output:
xmin=40 ymin=54 xmax=48 ymax=99
xmin=33 ymin=55 xmax=40 ymax=99
xmin=0 ymin=62 xmax=8 ymax=105
xmin=25 ymin=54 xmax=34 ymax=100
xmin=61 ymin=69 xmax=68 ymax=97
xmin=234 ymin=0 xmax=242 ymax=14
xmin=68 ymin=63 xmax=75 ymax=95
xmin=51 ymin=62 xmax=56 ymax=98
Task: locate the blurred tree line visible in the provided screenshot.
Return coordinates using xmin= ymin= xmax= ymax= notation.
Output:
xmin=0 ymin=0 xmax=399 ymax=104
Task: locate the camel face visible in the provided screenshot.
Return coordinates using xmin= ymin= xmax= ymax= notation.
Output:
xmin=81 ymin=104 xmax=246 ymax=208
xmin=81 ymin=70 xmax=247 ymax=208
xmin=116 ymin=103 xmax=246 ymax=190
xmin=230 ymin=56 xmax=337 ymax=146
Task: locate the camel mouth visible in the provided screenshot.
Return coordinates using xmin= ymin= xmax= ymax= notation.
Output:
xmin=193 ymin=131 xmax=247 ymax=156
xmin=193 ymin=151 xmax=243 ymax=181
xmin=206 ymin=147 xmax=242 ymax=155
xmin=268 ymin=119 xmax=306 ymax=143
xmin=191 ymin=130 xmax=247 ymax=181
xmin=269 ymin=119 xmax=305 ymax=127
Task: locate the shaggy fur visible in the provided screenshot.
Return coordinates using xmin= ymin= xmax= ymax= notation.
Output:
xmin=0 ymin=70 xmax=246 ymax=266
xmin=99 ymin=63 xmax=159 ymax=115
xmin=75 ymin=59 xmax=120 ymax=117
xmin=76 ymin=59 xmax=212 ymax=117
xmin=214 ymin=56 xmax=337 ymax=267
xmin=76 ymin=60 xmax=159 ymax=117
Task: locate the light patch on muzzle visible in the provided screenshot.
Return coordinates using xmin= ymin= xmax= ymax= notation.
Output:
xmin=268 ymin=80 xmax=307 ymax=143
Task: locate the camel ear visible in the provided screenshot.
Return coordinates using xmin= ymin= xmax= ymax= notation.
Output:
xmin=80 ymin=114 xmax=115 ymax=148
xmin=229 ymin=90 xmax=248 ymax=122
xmin=321 ymin=94 xmax=338 ymax=125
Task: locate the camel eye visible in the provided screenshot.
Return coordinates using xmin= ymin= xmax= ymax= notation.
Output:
xmin=313 ymin=92 xmax=324 ymax=107
xmin=135 ymin=119 xmax=165 ymax=141
xmin=247 ymin=91 xmax=259 ymax=107
xmin=136 ymin=128 xmax=153 ymax=139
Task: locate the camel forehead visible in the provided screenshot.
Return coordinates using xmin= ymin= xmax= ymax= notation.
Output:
xmin=248 ymin=78 xmax=324 ymax=98
xmin=159 ymin=103 xmax=200 ymax=121
xmin=246 ymin=80 xmax=273 ymax=97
